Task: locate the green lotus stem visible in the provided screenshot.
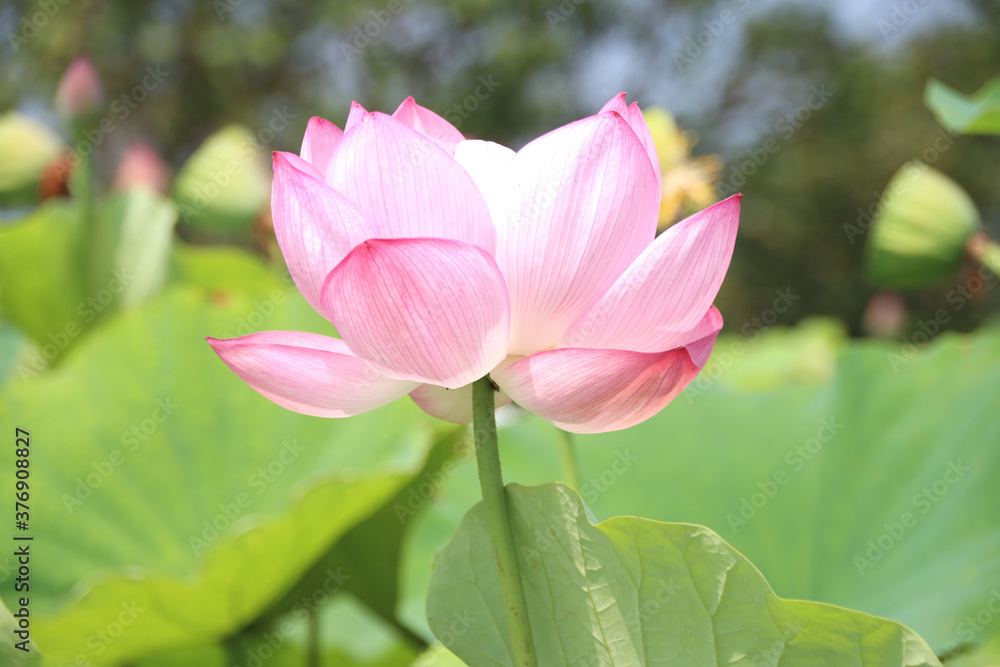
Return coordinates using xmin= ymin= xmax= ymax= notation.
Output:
xmin=307 ymin=607 xmax=320 ymax=667
xmin=71 ymin=118 xmax=99 ymax=295
xmin=472 ymin=376 xmax=537 ymax=667
xmin=556 ymin=428 xmax=581 ymax=491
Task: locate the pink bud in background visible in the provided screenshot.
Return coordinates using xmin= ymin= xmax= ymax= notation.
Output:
xmin=113 ymin=141 xmax=170 ymax=194
xmin=862 ymin=291 xmax=907 ymax=338
xmin=55 ymin=56 xmax=103 ymax=118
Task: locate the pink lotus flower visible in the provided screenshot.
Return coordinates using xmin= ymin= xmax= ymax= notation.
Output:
xmin=208 ymin=94 xmax=739 ymax=434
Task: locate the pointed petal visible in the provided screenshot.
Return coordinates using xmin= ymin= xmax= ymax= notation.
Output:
xmin=277 ymin=151 xmax=322 ymax=180
xmin=392 ymin=97 xmax=465 ymax=153
xmin=496 ymin=111 xmax=660 ymax=353
xmin=344 ymin=100 xmax=368 ymax=132
xmin=271 ymin=151 xmax=377 ymax=317
xmin=326 ymin=111 xmax=495 ymax=252
xmin=299 ymin=116 xmax=343 ymax=174
xmin=208 ymin=331 xmax=417 ymax=418
xmin=321 ymin=238 xmax=510 ymax=388
xmin=599 ymin=93 xmax=662 ymax=185
xmin=493 ymin=347 xmax=700 ymax=434
xmin=410 ymin=383 xmax=512 ymax=424
xmin=563 ymin=195 xmax=740 ymax=352
xmin=454 ymin=139 xmax=516 ymax=226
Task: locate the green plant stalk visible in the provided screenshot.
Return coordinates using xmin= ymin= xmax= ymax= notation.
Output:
xmin=307 ymin=607 xmax=319 ymax=667
xmin=71 ymin=118 xmax=100 ymax=295
xmin=555 ymin=428 xmax=581 ymax=491
xmin=471 ymin=376 xmax=537 ymax=667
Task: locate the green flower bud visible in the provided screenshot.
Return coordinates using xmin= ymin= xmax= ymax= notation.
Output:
xmin=0 ymin=111 xmax=64 ymax=205
xmin=172 ymin=125 xmax=269 ymax=239
xmin=866 ymin=161 xmax=980 ymax=289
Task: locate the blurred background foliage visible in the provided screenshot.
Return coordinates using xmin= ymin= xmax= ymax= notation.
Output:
xmin=3 ymin=0 xmax=1000 ymax=337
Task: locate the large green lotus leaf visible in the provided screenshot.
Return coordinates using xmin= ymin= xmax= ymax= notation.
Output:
xmin=410 ymin=644 xmax=465 ymax=666
xmin=926 ymin=76 xmax=1000 ymax=135
xmin=263 ymin=428 xmax=470 ymax=644
xmin=684 ymin=318 xmax=846 ymax=398
xmin=575 ymin=328 xmax=1000 ymax=658
xmin=165 ymin=243 xmax=330 ymax=340
xmin=0 ymin=199 xmax=86 ymax=358
xmin=229 ymin=594 xmax=419 ymax=667
xmin=428 ymin=483 xmax=940 ymax=666
xmin=0 ymin=322 xmax=32 ymax=385
xmin=941 ymin=632 xmax=1000 ymax=666
xmin=0 ymin=286 xmax=443 ymax=665
xmin=401 ymin=325 xmax=1000 ymax=659
xmin=126 ymin=593 xmax=420 ymax=667
xmin=32 ymin=474 xmax=405 ymax=664
xmin=168 ymin=243 xmax=289 ymax=294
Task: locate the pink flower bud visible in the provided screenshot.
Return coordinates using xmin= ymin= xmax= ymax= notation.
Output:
xmin=55 ymin=56 xmax=103 ymax=118
xmin=113 ymin=141 xmax=170 ymax=194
